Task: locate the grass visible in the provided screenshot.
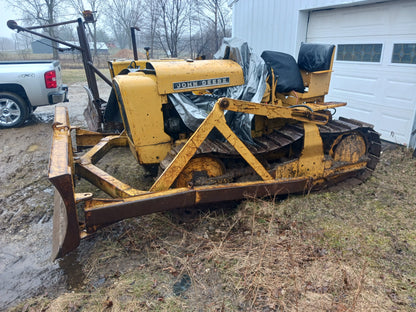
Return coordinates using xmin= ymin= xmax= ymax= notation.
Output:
xmin=59 ymin=55 xmax=111 ymax=84
xmin=9 ymin=147 xmax=416 ymax=311
xmin=61 ymin=69 xmax=88 ymax=84
xmin=61 ymin=68 xmax=111 ymax=85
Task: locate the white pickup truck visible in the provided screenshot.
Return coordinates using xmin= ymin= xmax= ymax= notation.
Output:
xmin=0 ymin=60 xmax=68 ymax=128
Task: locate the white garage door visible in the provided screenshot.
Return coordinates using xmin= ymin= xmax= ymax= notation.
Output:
xmin=307 ymin=0 xmax=416 ymax=146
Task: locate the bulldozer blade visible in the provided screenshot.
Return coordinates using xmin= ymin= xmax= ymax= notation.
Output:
xmin=51 ymin=181 xmax=80 ymax=261
xmin=49 ymin=107 xmax=81 ymax=260
xmin=83 ymin=178 xmax=313 ymax=230
xmin=83 ymin=166 xmax=362 ymax=232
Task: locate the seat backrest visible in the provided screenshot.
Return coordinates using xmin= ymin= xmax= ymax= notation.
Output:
xmin=298 ymin=43 xmax=335 ymax=72
xmin=261 ymin=50 xmax=305 ymax=93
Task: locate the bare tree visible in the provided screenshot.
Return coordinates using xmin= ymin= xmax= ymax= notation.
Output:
xmin=58 ymin=24 xmax=77 ymax=41
xmin=186 ymin=0 xmax=199 ymax=58
xmin=105 ymin=0 xmax=144 ymax=49
xmin=7 ymin=0 xmax=64 ymax=59
xmin=143 ymin=0 xmax=230 ymax=59
xmin=68 ymin=0 xmax=103 ymax=60
xmin=0 ymin=38 xmax=14 ymax=51
xmin=157 ymin=0 xmax=189 ymax=57
xmin=143 ymin=0 xmax=160 ymax=58
xmin=190 ymin=1 xmax=209 ymax=58
xmin=188 ymin=0 xmax=231 ymax=58
xmin=13 ymin=33 xmax=33 ymax=59
xmin=198 ymin=0 xmax=231 ymax=53
xmin=200 ymin=0 xmax=230 ymax=50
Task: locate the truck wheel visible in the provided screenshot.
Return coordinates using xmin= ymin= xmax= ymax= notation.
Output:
xmin=0 ymin=92 xmax=29 ymax=128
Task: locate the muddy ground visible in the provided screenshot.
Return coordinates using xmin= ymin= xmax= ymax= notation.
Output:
xmin=0 ymin=81 xmax=110 ymax=310
xmin=1 ymin=81 xmax=415 ymax=311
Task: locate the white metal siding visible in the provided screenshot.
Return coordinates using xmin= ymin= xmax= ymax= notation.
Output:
xmin=232 ymin=0 xmax=301 ymax=54
xmin=307 ymin=0 xmax=416 ymax=145
xmin=231 ymin=0 xmax=384 ymax=55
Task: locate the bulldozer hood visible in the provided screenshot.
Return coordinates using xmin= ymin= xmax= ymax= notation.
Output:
xmin=169 ymin=38 xmax=268 ymax=144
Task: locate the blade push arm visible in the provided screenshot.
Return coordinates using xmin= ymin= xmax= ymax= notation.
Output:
xmin=150 ymin=98 xmax=329 ymax=191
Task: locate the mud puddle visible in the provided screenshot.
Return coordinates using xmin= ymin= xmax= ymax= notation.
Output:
xmin=0 ymin=219 xmax=92 ymax=310
xmin=0 ymin=221 xmax=62 ymax=308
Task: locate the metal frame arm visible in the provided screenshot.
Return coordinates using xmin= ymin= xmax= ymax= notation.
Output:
xmin=150 ymin=97 xmax=330 ymax=192
xmin=7 ymin=19 xmax=83 ymax=51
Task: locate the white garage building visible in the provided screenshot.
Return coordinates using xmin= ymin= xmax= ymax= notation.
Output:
xmin=230 ymin=0 xmax=416 ymax=147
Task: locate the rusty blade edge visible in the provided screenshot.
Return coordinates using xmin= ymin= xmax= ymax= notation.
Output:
xmin=50 ymin=175 xmax=80 ymax=261
xmin=84 ymin=168 xmax=363 ymax=230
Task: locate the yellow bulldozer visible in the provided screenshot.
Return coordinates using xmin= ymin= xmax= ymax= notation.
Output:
xmin=47 ymin=39 xmax=380 ymax=259
xmin=8 ymin=14 xmax=381 ymax=260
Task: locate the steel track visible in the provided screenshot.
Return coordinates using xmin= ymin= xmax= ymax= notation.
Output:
xmin=160 ymin=117 xmax=381 ymax=184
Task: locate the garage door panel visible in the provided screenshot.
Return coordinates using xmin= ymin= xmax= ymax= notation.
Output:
xmin=381 ymin=112 xmax=412 ymax=125
xmin=339 ymin=103 xmax=410 ymax=143
xmin=391 ymin=1 xmax=416 ymax=33
xmin=384 ymin=79 xmax=416 ymax=113
xmin=385 ymin=80 xmax=416 ymax=99
xmin=329 ymin=92 xmax=413 ymax=142
xmin=340 ymin=106 xmax=373 ymax=124
xmin=342 ymin=104 xmax=372 ymax=115
xmin=307 ymin=0 xmax=416 ymax=146
xmin=381 ymin=114 xmax=414 ymax=140
xmin=332 ymin=65 xmax=384 ymax=80
xmin=331 ymin=86 xmax=375 ymax=99
xmin=333 ymin=72 xmax=379 ymax=82
xmin=379 ymin=113 xmax=410 ymax=143
xmin=338 ymin=98 xmax=377 ymax=114
xmin=385 ymin=96 xmax=415 ymax=112
xmin=340 ymin=9 xmax=386 ymax=35
xmin=331 ymin=74 xmax=378 ymax=98
xmin=309 ymin=1 xmax=416 ymax=38
xmin=306 ymin=10 xmax=338 ymax=38
xmin=379 ymin=131 xmax=406 ymax=144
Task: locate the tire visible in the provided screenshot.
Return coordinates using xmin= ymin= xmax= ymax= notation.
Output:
xmin=0 ymin=92 xmax=29 ymax=128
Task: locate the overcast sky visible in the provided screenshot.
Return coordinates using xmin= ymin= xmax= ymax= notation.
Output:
xmin=0 ymin=0 xmax=21 ymax=39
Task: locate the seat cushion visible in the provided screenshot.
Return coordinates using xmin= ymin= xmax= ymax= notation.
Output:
xmin=261 ymin=50 xmax=305 ymax=93
xmin=298 ymin=43 xmax=335 ymax=72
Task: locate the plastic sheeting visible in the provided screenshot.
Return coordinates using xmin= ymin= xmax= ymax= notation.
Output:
xmin=169 ymin=38 xmax=267 ymax=145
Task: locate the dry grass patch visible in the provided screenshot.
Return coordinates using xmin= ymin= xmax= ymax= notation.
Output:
xmin=61 ymin=69 xmax=88 ymax=85
xmin=61 ymin=68 xmax=111 ymax=85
